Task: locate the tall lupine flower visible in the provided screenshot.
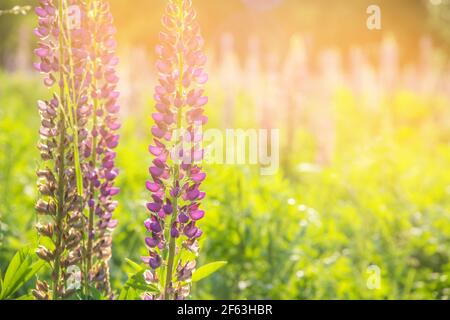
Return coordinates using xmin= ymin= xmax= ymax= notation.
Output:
xmin=142 ymin=0 xmax=208 ymax=300
xmin=33 ymin=0 xmax=120 ymax=300
xmin=33 ymin=0 xmax=92 ymax=300
xmin=83 ymin=0 xmax=120 ymax=298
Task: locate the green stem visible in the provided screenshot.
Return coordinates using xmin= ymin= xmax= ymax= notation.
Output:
xmin=59 ymin=0 xmax=84 ymax=198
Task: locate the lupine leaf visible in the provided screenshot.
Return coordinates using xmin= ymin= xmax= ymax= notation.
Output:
xmin=127 ymin=270 xmax=159 ymax=292
xmin=0 ymin=248 xmax=45 ymax=300
xmin=118 ymin=287 xmax=139 ymax=300
xmin=118 ymin=269 xmax=159 ymax=300
xmin=124 ymin=258 xmax=144 ymax=273
xmin=191 ymin=261 xmax=227 ymax=283
xmin=4 ymin=259 xmax=45 ymax=299
xmin=1 ymin=248 xmax=30 ymax=298
xmin=88 ymin=286 xmax=107 ymax=300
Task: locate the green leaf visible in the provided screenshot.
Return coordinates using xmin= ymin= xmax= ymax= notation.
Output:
xmin=87 ymin=286 xmax=107 ymax=300
xmin=192 ymin=261 xmax=227 ymax=283
xmin=2 ymin=249 xmax=28 ymax=294
xmin=118 ymin=269 xmax=159 ymax=300
xmin=127 ymin=270 xmax=159 ymax=292
xmin=16 ymin=293 xmax=34 ymax=300
xmin=118 ymin=286 xmax=140 ymax=300
xmin=124 ymin=258 xmax=144 ymax=273
xmin=0 ymin=248 xmax=45 ymax=300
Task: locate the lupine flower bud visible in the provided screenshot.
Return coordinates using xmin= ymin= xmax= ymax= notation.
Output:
xmin=36 ymin=245 xmax=55 ymax=262
xmin=177 ymin=260 xmax=196 ymax=281
xmin=142 ymin=0 xmax=208 ymax=300
xmin=36 ymin=223 xmax=54 ymax=238
xmin=32 ymin=280 xmax=50 ymax=300
xmin=35 ymin=199 xmax=57 ymax=215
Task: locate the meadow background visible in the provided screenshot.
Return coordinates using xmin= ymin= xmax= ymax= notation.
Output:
xmin=1 ymin=0 xmax=450 ymax=299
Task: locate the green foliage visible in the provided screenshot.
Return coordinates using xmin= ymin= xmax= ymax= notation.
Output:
xmin=0 ymin=73 xmax=45 ymax=263
xmin=118 ymin=259 xmax=159 ymax=300
xmin=0 ymin=247 xmax=44 ymax=300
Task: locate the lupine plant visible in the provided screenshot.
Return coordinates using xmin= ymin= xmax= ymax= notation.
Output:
xmin=142 ymin=0 xmax=211 ymax=300
xmin=83 ymin=0 xmax=120 ymax=299
xmin=33 ymin=0 xmax=120 ymax=300
xmin=30 ymin=0 xmax=224 ymax=301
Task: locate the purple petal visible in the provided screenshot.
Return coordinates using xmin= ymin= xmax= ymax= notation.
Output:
xmin=150 ymin=222 xmax=162 ymax=233
xmin=196 ymin=73 xmax=208 ymax=84
xmin=194 ymin=229 xmax=203 ymax=239
xmin=163 ymin=203 xmax=173 ymax=215
xmin=184 ymin=223 xmax=198 ymax=238
xmin=152 ymin=126 xmax=165 ymax=139
xmin=149 ymin=166 xmax=164 ymax=177
xmin=187 ymin=188 xmax=200 ymax=201
xmin=145 ymin=237 xmax=159 ymax=248
xmin=178 ymin=213 xmax=189 ymax=224
xmin=149 ymin=145 xmax=163 ymax=156
xmin=35 ymin=47 xmax=50 ymax=58
xmin=144 ymin=219 xmax=152 ymax=231
xmin=196 ymin=96 xmax=208 ymax=107
xmin=146 ymin=181 xmax=161 ymax=192
xmin=35 ymin=7 xmax=48 ymax=17
xmin=109 ymin=187 xmax=120 ymax=196
xmin=190 ymin=210 xmax=205 ymax=221
xmin=147 ymin=202 xmax=162 ymax=213
xmin=171 ymin=225 xmax=180 ymax=238
xmin=149 ymin=255 xmax=162 ymax=269
xmin=107 ymin=220 xmax=118 ymax=229
xmin=141 ymin=256 xmax=151 ymax=264
xmin=105 ymin=170 xmax=118 ymax=181
xmin=191 ymin=172 xmax=206 ymax=183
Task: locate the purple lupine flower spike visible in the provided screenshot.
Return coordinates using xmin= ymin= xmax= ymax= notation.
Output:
xmin=33 ymin=0 xmax=92 ymax=300
xmin=142 ymin=0 xmax=208 ymax=300
xmin=84 ymin=0 xmax=120 ymax=299
xmin=33 ymin=0 xmax=120 ymax=300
